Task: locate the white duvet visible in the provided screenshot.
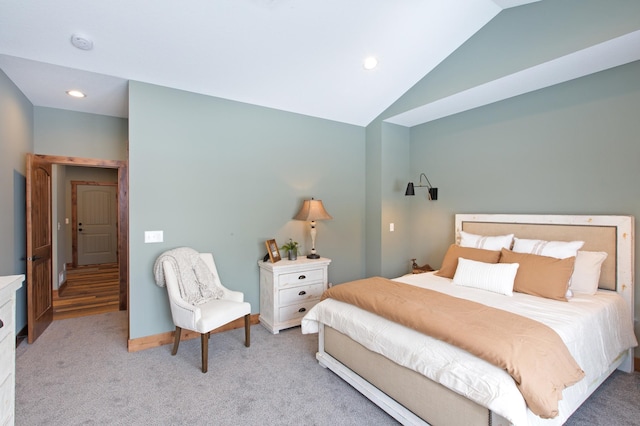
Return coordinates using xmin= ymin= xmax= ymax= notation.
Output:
xmin=301 ymin=272 xmax=637 ymax=426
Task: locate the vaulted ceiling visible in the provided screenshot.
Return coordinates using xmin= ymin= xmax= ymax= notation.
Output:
xmin=0 ymin=0 xmax=546 ymax=126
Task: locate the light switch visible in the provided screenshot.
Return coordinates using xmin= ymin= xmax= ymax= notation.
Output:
xmin=145 ymin=230 xmax=164 ymax=243
xmin=389 ymin=223 xmax=395 ymax=232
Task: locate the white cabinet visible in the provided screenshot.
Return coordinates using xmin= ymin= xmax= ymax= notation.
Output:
xmin=258 ymin=257 xmax=331 ymax=334
xmin=0 ymin=275 xmax=24 ymax=426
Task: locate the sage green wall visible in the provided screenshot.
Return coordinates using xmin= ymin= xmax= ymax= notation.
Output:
xmin=0 ymin=69 xmax=33 ymax=333
xmin=34 ymin=107 xmax=128 ymax=161
xmin=128 ymin=81 xmax=365 ymax=339
xmin=364 ymin=121 xmax=382 ymax=277
xmin=364 ymin=122 xmax=413 ymax=278
xmin=379 ymin=123 xmax=412 ymax=278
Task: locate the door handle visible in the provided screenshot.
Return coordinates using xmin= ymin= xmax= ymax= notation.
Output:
xmin=28 ymin=256 xmax=42 ymax=261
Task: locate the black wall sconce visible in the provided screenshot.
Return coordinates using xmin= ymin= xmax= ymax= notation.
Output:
xmin=405 ymin=173 xmax=438 ymax=200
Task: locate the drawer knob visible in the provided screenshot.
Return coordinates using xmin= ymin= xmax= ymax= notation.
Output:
xmin=298 ymin=307 xmax=306 ymax=313
xmin=298 ymin=290 xmax=306 ymax=296
xmin=298 ymin=275 xmax=306 ymax=280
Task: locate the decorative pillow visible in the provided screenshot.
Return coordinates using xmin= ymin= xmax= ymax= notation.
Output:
xmin=512 ymin=238 xmax=584 ymax=259
xmin=499 ymin=249 xmax=575 ymax=301
xmin=435 ymin=244 xmax=502 ymax=279
xmin=570 ymin=251 xmax=608 ymax=295
xmin=453 ymin=257 xmax=519 ymax=296
xmin=459 ymin=231 xmax=514 ymax=251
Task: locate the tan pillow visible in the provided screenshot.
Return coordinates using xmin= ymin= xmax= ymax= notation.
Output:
xmin=499 ymin=249 xmax=575 ymax=301
xmin=435 ymin=244 xmax=502 ymax=279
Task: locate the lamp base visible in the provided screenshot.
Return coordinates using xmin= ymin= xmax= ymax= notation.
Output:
xmin=307 ymin=253 xmax=320 ymax=259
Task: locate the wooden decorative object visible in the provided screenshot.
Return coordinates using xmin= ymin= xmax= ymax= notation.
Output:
xmin=265 ymin=239 xmax=281 ymax=263
xmin=411 ymin=259 xmax=433 ymax=274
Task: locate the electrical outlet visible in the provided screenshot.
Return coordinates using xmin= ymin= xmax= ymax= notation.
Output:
xmin=144 ymin=230 xmax=164 ymax=243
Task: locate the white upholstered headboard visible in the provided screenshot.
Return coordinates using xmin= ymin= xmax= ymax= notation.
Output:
xmin=455 ymin=214 xmax=634 ymax=308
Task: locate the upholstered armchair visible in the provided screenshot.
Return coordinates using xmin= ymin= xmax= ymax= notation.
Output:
xmin=162 ymin=252 xmax=251 ymax=373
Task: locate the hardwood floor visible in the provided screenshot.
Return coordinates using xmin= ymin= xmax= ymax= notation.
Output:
xmin=53 ymin=263 xmax=121 ymax=320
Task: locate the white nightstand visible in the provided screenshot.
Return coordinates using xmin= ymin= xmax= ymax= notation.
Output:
xmin=0 ymin=275 xmax=24 ymax=426
xmin=258 ymin=257 xmax=331 ymax=334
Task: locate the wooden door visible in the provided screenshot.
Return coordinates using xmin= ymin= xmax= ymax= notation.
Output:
xmin=75 ymin=183 xmax=118 ymax=265
xmin=26 ymin=154 xmax=53 ymax=343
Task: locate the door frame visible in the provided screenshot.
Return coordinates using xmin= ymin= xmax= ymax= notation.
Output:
xmin=32 ymin=154 xmax=129 ymax=312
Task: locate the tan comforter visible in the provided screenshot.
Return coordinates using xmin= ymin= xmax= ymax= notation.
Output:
xmin=321 ymin=276 xmax=585 ymax=419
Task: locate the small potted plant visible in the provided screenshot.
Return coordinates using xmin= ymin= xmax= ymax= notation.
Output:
xmin=280 ymin=238 xmax=299 ymax=261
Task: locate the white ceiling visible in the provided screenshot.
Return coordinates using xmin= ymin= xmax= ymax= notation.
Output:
xmin=0 ymin=0 xmax=541 ymax=126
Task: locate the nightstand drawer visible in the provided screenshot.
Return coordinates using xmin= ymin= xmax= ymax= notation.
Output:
xmin=278 ymin=268 xmax=324 ymax=287
xmin=279 ymin=300 xmax=319 ymax=322
xmin=0 ymin=299 xmax=11 ymax=341
xmin=279 ymin=283 xmax=324 ymax=306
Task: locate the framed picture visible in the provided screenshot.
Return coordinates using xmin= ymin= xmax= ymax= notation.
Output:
xmin=265 ymin=239 xmax=281 ymax=263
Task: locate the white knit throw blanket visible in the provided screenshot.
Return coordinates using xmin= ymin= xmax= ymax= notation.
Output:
xmin=153 ymin=247 xmax=224 ymax=305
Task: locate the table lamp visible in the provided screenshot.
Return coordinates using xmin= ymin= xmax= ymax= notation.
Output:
xmin=293 ymin=198 xmax=332 ymax=259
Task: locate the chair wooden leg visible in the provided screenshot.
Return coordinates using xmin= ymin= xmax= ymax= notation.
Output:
xmin=171 ymin=326 xmax=182 ymax=355
xmin=201 ymin=333 xmax=209 ymax=373
xmin=244 ymin=314 xmax=251 ymax=347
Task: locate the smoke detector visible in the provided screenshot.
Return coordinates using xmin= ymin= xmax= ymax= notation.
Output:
xmin=70 ymin=34 xmax=93 ymax=51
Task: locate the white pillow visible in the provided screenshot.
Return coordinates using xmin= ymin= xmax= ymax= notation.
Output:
xmin=453 ymin=257 xmax=519 ymax=296
xmin=512 ymin=238 xmax=584 ymax=259
xmin=459 ymin=231 xmax=514 ymax=250
xmin=570 ymin=251 xmax=608 ymax=295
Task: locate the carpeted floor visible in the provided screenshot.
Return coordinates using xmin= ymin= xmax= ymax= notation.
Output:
xmin=15 ymin=311 xmax=639 ymax=425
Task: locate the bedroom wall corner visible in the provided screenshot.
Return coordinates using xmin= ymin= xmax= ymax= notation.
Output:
xmin=380 ymin=122 xmax=413 ymax=278
xmin=364 ymin=121 xmax=383 ymax=277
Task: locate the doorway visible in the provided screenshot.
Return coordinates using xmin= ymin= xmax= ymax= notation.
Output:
xmin=72 ymin=181 xmax=118 ymax=266
xmin=26 ymin=154 xmax=128 ymax=343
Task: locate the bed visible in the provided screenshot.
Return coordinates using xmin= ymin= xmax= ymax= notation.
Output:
xmin=301 ymin=214 xmax=637 ymax=426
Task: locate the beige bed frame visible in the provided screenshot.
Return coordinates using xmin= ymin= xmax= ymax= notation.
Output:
xmin=315 ymin=214 xmax=635 ymax=426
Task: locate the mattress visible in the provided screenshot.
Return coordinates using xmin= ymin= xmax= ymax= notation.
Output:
xmin=301 ymin=272 xmax=637 ymax=426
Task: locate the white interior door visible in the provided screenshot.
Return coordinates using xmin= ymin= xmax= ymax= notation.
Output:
xmin=77 ymin=184 xmax=118 ymax=265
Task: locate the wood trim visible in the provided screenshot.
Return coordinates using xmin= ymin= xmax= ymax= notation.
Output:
xmin=57 ymin=280 xmax=67 ymax=296
xmin=32 ymin=154 xmax=129 ymax=314
xmin=635 ymin=356 xmax=639 ymax=372
xmin=118 ymin=163 xmax=128 ymax=313
xmin=127 ymin=314 xmax=260 ymax=352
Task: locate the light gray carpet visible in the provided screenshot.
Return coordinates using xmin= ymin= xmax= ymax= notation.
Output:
xmin=15 ymin=311 xmax=639 ymax=425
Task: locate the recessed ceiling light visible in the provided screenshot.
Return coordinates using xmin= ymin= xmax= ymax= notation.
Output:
xmin=363 ymin=56 xmax=378 ymax=70
xmin=66 ymin=90 xmax=86 ymax=98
